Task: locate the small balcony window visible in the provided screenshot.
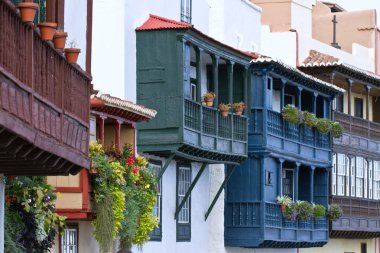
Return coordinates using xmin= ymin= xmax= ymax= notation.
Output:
xmin=282 ymin=169 xmax=294 ymax=199
xmin=177 ymin=164 xmax=191 ymax=241
xmin=61 ymin=225 xmax=78 ymax=253
xmin=354 ymin=97 xmax=364 ymax=118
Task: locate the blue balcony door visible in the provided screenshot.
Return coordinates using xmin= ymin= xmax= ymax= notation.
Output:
xmin=283 ymin=169 xmax=294 ymax=199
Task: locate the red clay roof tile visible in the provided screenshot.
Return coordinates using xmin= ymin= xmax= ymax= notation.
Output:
xmin=136 ymin=14 xmax=193 ymax=31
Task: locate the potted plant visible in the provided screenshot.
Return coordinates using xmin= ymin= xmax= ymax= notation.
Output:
xmin=37 ymin=22 xmax=58 ymax=41
xmin=296 ymin=201 xmax=313 ymax=221
xmin=53 ymin=28 xmax=68 ymax=50
xmin=17 ymin=1 xmax=39 ymax=23
xmin=283 ymin=202 xmax=299 ymax=221
xmin=326 ymin=204 xmax=343 ymax=221
xmin=277 ymin=195 xmax=292 ymax=212
xmin=64 ymin=40 xmax=81 ymax=64
xmin=303 ymin=111 xmax=317 ymax=128
xmin=330 ymin=122 xmax=343 ymax=138
xmin=281 ymin=105 xmax=302 ymax=125
xmin=313 ymin=204 xmax=326 ymax=219
xmin=218 ymin=103 xmax=231 ymax=117
xmin=203 ymin=92 xmax=216 ymax=106
xmin=315 ymin=118 xmax=331 ymax=134
xmin=232 ymin=102 xmax=246 ymax=116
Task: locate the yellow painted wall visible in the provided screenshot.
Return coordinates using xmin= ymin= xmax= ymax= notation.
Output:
xmin=47 ymin=174 xmax=80 ymax=188
xmin=55 ymin=193 xmax=82 ymax=209
xmin=104 ymin=124 xmax=134 ymax=149
xmin=343 ymin=91 xmax=373 ymax=121
xmin=300 ymin=238 xmax=375 ymax=253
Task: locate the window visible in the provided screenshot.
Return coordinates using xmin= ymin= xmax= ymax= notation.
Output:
xmin=369 ymin=160 xmax=373 ymax=199
xmin=284 ymin=94 xmax=295 ymax=107
xmin=266 ymin=171 xmax=273 ymax=185
xmin=350 ymin=157 xmax=356 ymax=196
xmin=282 ymin=169 xmax=294 ymax=199
xmin=332 ymin=154 xmax=337 ymax=195
xmin=181 ymin=0 xmax=192 ymax=23
xmin=337 ymin=154 xmax=346 ymax=196
xmin=190 ymin=63 xmax=197 ymax=101
xmin=177 ymin=164 xmax=191 ymax=241
xmin=354 ymin=97 xmax=364 ymax=118
xmin=356 ymin=157 xmax=365 ymax=197
xmin=361 ymin=243 xmax=367 ymax=253
xmin=374 ymin=161 xmax=380 ymax=199
xmin=61 ymin=225 xmax=78 ymax=253
xmin=335 ymin=94 xmax=344 ymax=112
xmin=149 ymin=160 xmax=162 ymax=241
xmin=89 ymin=115 xmax=96 ymax=143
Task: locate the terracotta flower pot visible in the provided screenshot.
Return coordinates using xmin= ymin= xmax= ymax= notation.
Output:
xmin=220 ymin=110 xmax=229 ymax=117
xmin=280 ymin=203 xmax=286 ymax=213
xmin=64 ymin=48 xmax=81 ymax=64
xmin=234 ymin=109 xmax=243 ymax=116
xmin=53 ymin=31 xmax=68 ymax=49
xmin=38 ymin=22 xmax=58 ymax=41
xmin=204 ymin=98 xmax=214 ymax=107
xmin=17 ymin=2 xmax=39 ymax=23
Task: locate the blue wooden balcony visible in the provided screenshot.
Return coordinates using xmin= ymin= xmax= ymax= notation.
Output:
xmin=225 ymin=201 xmax=328 ymax=248
xmin=249 ymin=108 xmax=331 ymax=166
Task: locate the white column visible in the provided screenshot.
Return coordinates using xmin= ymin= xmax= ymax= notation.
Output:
xmin=0 ymin=174 xmax=5 ymax=253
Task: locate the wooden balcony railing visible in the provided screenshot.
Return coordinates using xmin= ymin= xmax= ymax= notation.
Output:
xmin=184 ymin=98 xmax=248 ymax=143
xmin=0 ymin=1 xmax=92 ymax=171
xmin=267 ymin=109 xmax=330 ymax=149
xmin=334 ymin=111 xmax=380 ymax=141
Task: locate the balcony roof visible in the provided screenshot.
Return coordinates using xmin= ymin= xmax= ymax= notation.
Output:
xmin=251 ymin=57 xmax=345 ymax=94
xmin=300 ymin=50 xmax=380 ymax=86
xmin=90 ymin=91 xmax=157 ymax=122
xmin=136 ymin=14 xmax=264 ymax=60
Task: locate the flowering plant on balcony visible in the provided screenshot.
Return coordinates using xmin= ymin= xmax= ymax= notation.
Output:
xmin=283 ymin=202 xmax=299 ymax=221
xmin=315 ymin=118 xmax=331 ymax=134
xmin=281 ymin=104 xmax=303 ymax=125
xmin=89 ymin=143 xmax=158 ymax=252
xmin=4 ymin=176 xmax=66 ymax=252
xmin=202 ymin=91 xmax=216 ymax=106
xmin=296 ymin=201 xmax=314 ymax=221
xmin=326 ymin=204 xmax=343 ymax=221
xmin=277 ymin=195 xmax=292 ymax=212
xmin=218 ymin=103 xmax=231 ymax=117
xmin=303 ymin=111 xmax=317 ymax=128
xmin=232 ymin=102 xmax=246 ymax=116
xmin=313 ymin=204 xmax=326 ymax=219
xmin=330 ymin=122 xmax=343 ymax=138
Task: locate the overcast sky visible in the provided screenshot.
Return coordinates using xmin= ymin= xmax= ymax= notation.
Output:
xmin=332 ymin=0 xmax=380 ymax=23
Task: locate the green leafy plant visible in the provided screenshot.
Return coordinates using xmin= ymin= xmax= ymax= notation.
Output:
xmin=326 ymin=204 xmax=343 ymax=221
xmin=218 ymin=103 xmax=231 ymax=111
xmin=283 ymin=202 xmax=299 ymax=221
xmin=4 ymin=176 xmax=65 ymax=252
xmin=313 ymin=204 xmax=326 ymax=219
xmin=281 ymin=104 xmax=302 ymax=125
xmin=315 ymin=118 xmax=331 ymax=134
xmin=330 ymin=121 xmax=343 ymax=138
xmin=303 ymin=111 xmax=317 ymax=128
xmin=296 ymin=201 xmax=314 ymax=221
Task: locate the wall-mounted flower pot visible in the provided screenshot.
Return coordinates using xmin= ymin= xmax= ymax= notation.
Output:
xmin=64 ymin=48 xmax=81 ymax=64
xmin=204 ymin=98 xmax=214 ymax=107
xmin=53 ymin=31 xmax=68 ymax=49
xmin=17 ymin=2 xmax=39 ymax=23
xmin=38 ymin=22 xmax=58 ymax=41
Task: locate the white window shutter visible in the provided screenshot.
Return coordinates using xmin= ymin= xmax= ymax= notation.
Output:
xmin=370 ymin=161 xmax=372 ymax=200
xmin=332 ymin=154 xmax=337 ymax=196
xmin=346 ymin=156 xmax=350 ymax=196
xmin=351 ymin=157 xmax=356 ymax=196
xmin=364 ymin=159 xmax=368 ymax=198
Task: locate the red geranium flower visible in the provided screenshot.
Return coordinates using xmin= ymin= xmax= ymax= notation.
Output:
xmin=132 ymin=167 xmax=139 ymax=174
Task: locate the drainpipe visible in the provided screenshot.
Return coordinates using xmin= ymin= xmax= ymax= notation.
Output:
xmin=376 ymin=27 xmax=379 ymax=75
xmin=289 ymin=29 xmax=300 ymax=67
xmin=0 ymin=174 xmax=5 ymax=253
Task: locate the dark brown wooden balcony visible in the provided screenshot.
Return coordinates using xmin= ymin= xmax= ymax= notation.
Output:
xmin=0 ymin=1 xmax=92 ymax=175
xmin=334 ymin=111 xmax=380 ymax=141
xmin=330 ymin=196 xmax=380 ymax=238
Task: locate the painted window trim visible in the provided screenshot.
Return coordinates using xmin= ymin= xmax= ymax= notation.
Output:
xmin=59 ymin=223 xmax=79 ymax=253
xmin=149 ymin=159 xmax=163 ymax=241
xmin=176 ymin=162 xmax=192 ymax=242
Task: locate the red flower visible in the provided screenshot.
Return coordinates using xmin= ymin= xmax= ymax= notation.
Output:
xmin=12 ymin=196 xmax=17 ymax=202
xmin=132 ymin=167 xmax=139 ymax=174
xmin=127 ymin=155 xmax=135 ymax=165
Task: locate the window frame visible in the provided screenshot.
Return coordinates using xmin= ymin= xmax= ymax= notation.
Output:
xmin=337 ymin=154 xmax=346 ymax=196
xmin=176 ymin=162 xmax=192 ymax=242
xmin=180 ymin=0 xmax=192 ymax=23
xmin=354 ymin=97 xmax=364 ymax=118
xmin=282 ymin=168 xmax=294 ymax=199
xmin=60 ymin=223 xmax=79 ymax=253
xmin=148 ymin=159 xmax=163 ymax=241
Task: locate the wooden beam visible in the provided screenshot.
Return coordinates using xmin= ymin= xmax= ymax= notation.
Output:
xmin=205 ymin=165 xmax=237 ymax=221
xmin=156 ymin=153 xmax=175 ymax=181
xmin=175 ymin=162 xmax=207 ymax=219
